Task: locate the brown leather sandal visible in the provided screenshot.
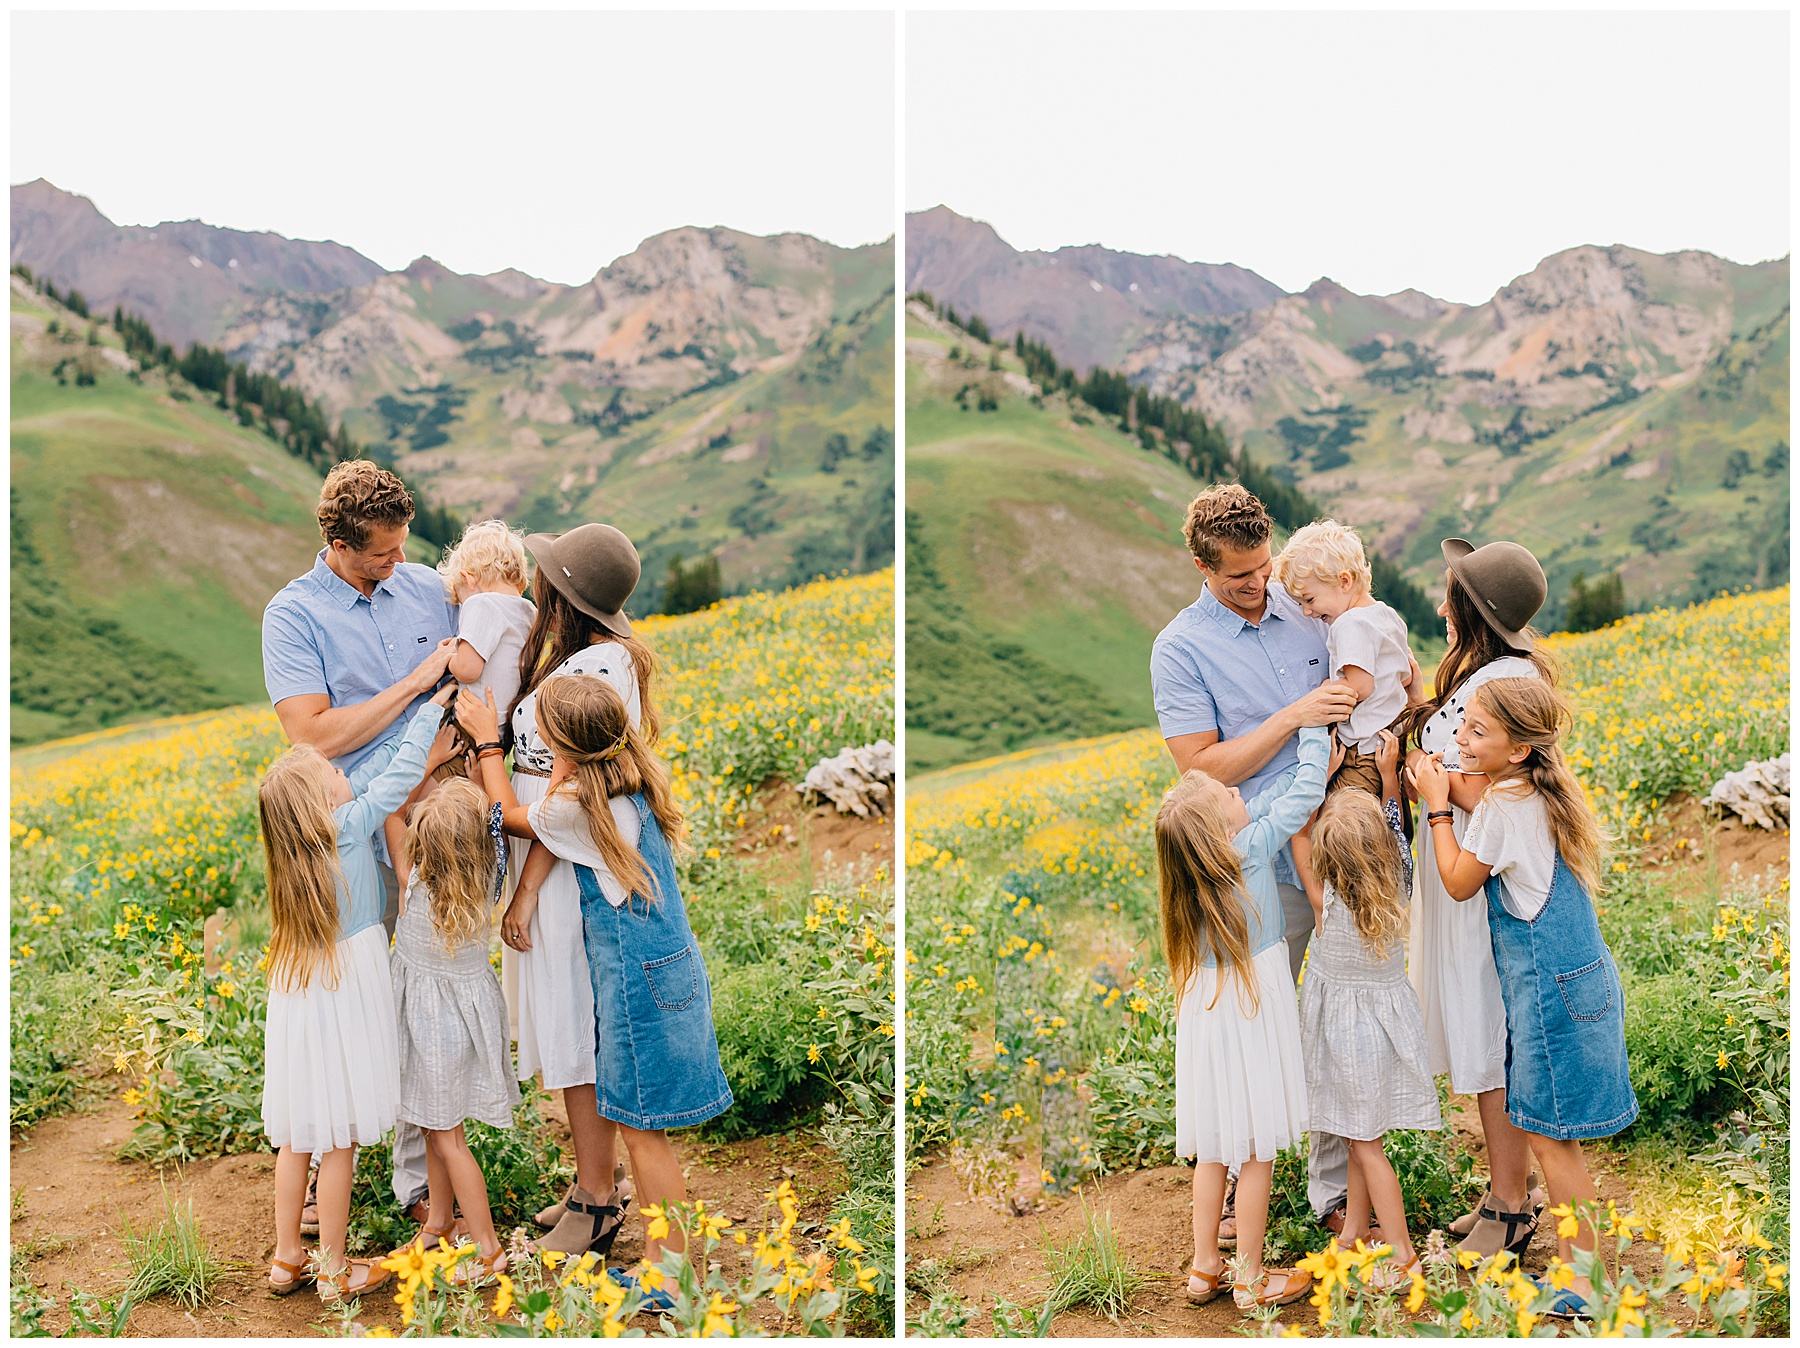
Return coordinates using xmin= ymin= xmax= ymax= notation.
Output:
xmin=1234 ymin=1267 xmax=1312 ymax=1309
xmin=268 ymin=1256 xmax=314 ymax=1297
xmin=1186 ymin=1265 xmax=1228 ymax=1304
xmin=450 ymin=1246 xmax=509 ymax=1287
xmin=318 ymin=1258 xmax=394 ymax=1305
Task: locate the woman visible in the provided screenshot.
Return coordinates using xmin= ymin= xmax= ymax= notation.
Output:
xmin=1403 ymin=538 xmax=1554 ymax=1258
xmin=500 ymin=522 xmax=659 ymax=1257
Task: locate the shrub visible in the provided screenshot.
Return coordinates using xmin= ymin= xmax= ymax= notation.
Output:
xmin=1621 ymin=969 xmax=1733 ymax=1133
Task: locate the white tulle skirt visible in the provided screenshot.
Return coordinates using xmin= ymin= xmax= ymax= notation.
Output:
xmin=1175 ymin=942 xmax=1310 ymax=1166
xmin=261 ymin=924 xmax=399 ymax=1153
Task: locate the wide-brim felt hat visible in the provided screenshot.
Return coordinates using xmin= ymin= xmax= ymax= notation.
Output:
xmin=526 ymin=524 xmax=639 ymax=639
xmin=1442 ymin=537 xmax=1546 ymax=652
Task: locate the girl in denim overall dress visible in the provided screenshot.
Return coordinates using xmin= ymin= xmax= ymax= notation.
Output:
xmin=1413 ymin=677 xmax=1636 ymax=1319
xmin=462 ymin=674 xmax=731 ymax=1301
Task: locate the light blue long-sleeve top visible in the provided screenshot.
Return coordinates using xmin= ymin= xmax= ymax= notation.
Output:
xmin=1206 ymin=725 xmax=1330 ymax=964
xmin=333 ymin=703 xmax=443 ymax=940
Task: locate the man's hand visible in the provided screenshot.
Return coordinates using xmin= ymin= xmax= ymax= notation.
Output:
xmin=1292 ymin=680 xmax=1357 ymax=728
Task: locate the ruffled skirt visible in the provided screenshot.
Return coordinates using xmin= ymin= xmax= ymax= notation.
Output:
xmin=392 ymin=905 xmax=521 ymax=1131
xmin=503 ymin=772 xmax=596 ymax=1090
xmin=1175 ymin=942 xmax=1309 ymax=1166
xmin=262 ymin=925 xmax=399 ymax=1153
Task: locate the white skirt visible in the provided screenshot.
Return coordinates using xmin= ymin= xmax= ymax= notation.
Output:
xmin=503 ymin=772 xmax=596 ymax=1090
xmin=262 ymin=925 xmax=400 ymax=1153
xmin=1408 ymin=803 xmax=1508 ymax=1095
xmin=1176 ymin=942 xmax=1310 ymax=1166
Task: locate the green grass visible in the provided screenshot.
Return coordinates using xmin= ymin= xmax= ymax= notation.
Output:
xmin=1040 ymin=1198 xmax=1144 ymax=1321
xmin=116 ymin=1187 xmax=233 ymax=1310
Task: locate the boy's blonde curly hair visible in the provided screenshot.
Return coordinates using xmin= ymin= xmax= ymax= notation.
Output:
xmin=437 ymin=518 xmax=529 ymax=599
xmin=1272 ymin=518 xmax=1371 ymax=595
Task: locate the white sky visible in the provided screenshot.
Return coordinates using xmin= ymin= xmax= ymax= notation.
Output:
xmin=12 ymin=10 xmax=896 ymax=283
xmin=908 ymin=9 xmax=1790 ymax=303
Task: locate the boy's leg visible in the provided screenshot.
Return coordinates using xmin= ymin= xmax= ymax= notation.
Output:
xmin=391 ymin=1122 xmax=430 ymax=1220
xmin=1308 ymin=1131 xmax=1351 ymax=1228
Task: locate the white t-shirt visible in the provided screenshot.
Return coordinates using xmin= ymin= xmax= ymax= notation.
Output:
xmin=1328 ymin=600 xmax=1411 ymax=751
xmin=527 ymin=789 xmax=641 ymax=908
xmin=457 ymin=592 xmax=536 ymax=717
xmin=511 ymin=643 xmax=642 ymax=775
xmin=1464 ymin=785 xmax=1557 ymax=922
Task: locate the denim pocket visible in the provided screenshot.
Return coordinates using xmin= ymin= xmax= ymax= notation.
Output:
xmin=643 ymin=946 xmax=699 ymax=1012
xmin=1555 ymin=957 xmax=1613 ymax=1023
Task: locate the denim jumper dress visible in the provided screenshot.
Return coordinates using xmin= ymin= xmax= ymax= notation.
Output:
xmin=1485 ymin=854 xmax=1638 ymax=1140
xmin=574 ymin=794 xmax=734 ymax=1131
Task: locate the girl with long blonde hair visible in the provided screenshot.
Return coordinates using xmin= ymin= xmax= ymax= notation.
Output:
xmin=1298 ymin=732 xmax=1441 ymax=1290
xmin=462 ymin=674 xmax=729 ymax=1306
xmin=389 ymin=776 xmax=520 ymax=1284
xmin=1161 ymin=724 xmax=1333 ymax=1314
xmin=1413 ymin=677 xmax=1634 ymax=1318
xmin=258 ymin=684 xmax=453 ymax=1304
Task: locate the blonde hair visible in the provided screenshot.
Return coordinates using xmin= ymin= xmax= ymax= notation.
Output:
xmin=535 ymin=674 xmax=686 ymax=902
xmin=1156 ymin=772 xmax=1259 ymax=1016
xmin=438 ymin=518 xmax=529 ymax=599
xmin=1471 ymin=678 xmax=1607 ymax=894
xmin=258 ymin=745 xmax=344 ymax=991
xmin=1312 ymin=790 xmax=1407 ymax=955
xmin=1272 ymin=518 xmax=1372 ymax=596
xmin=405 ymin=777 xmax=496 ymax=953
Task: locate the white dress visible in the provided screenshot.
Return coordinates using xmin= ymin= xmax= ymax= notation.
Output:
xmin=1408 ymin=655 xmax=1538 ymax=1094
xmin=262 ymin=925 xmax=400 ymax=1153
xmin=503 ymin=641 xmax=642 ymax=1089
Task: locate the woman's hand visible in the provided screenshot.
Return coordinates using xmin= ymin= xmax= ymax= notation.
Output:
xmin=457 ymin=687 xmax=502 ymax=746
xmin=501 ymin=885 xmax=539 ymax=952
xmin=1409 ymin=752 xmax=1452 ymax=811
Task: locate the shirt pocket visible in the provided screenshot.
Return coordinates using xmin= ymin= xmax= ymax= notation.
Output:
xmin=1555 ymin=957 xmax=1615 ymax=1023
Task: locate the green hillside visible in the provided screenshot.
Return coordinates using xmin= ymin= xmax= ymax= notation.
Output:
xmin=10 ymin=280 xmax=327 ymax=744
xmin=904 ymin=303 xmax=1210 ymax=772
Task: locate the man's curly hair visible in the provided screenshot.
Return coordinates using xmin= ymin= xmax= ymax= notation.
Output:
xmin=1183 ymin=483 xmax=1272 ymax=568
xmin=317 ymin=460 xmax=414 ymax=551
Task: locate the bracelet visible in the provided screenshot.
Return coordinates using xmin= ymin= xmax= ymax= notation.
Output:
xmin=474 ymin=741 xmax=502 ymax=753
xmin=1427 ymin=810 xmax=1454 ymax=824
xmin=477 ymin=748 xmax=504 ymax=761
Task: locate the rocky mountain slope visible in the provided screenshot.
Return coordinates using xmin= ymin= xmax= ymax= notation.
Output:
xmin=12 ymin=181 xmax=896 ymax=600
xmin=908 ymin=206 xmax=1789 ymax=617
xmin=904 ymin=205 xmax=1284 ymax=371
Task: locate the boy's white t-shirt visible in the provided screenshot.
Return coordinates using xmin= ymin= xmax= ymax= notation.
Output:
xmin=1463 ymin=785 xmax=1557 ymax=922
xmin=1327 ymin=600 xmax=1412 ymax=751
xmin=457 ymin=592 xmax=536 ymax=715
xmin=526 ymin=789 xmax=640 ymax=908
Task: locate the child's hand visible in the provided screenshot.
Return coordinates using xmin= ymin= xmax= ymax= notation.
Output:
xmin=457 ymin=687 xmax=502 ymax=745
xmin=425 ymin=723 xmax=462 ymax=771
xmin=501 ymin=885 xmax=539 ymax=952
xmin=430 ymin=679 xmax=457 ymax=709
xmin=1376 ymin=729 xmax=1401 ymax=779
xmin=1327 ymin=734 xmax=1347 ymax=779
xmin=1409 ymin=752 xmax=1451 ymax=811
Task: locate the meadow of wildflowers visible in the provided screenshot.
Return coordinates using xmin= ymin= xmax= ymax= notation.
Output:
xmin=904 ymin=587 xmax=1789 ymax=1333
xmin=10 ymin=572 xmax=894 ymax=1334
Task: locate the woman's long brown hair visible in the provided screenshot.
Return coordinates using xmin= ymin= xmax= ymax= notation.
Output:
xmin=534 ymin=674 xmax=686 ymax=902
xmin=1471 ymin=678 xmax=1608 ymax=894
xmin=405 ymin=777 xmax=496 ymax=953
xmin=509 ymin=577 xmax=661 ymax=744
xmin=1402 ymin=572 xmax=1558 ymax=746
xmin=258 ymin=746 xmax=344 ymax=991
xmin=1312 ymin=789 xmax=1407 ymax=955
xmin=1156 ymin=772 xmax=1259 ymax=1016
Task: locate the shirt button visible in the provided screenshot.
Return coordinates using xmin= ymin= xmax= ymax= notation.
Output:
xmin=388 ymin=644 xmax=394 ymax=650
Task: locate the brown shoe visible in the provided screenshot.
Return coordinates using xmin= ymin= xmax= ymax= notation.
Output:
xmin=1321 ymin=1199 xmax=1383 ymax=1245
xmin=318 ymin=1258 xmax=394 ymax=1305
xmin=1456 ymin=1199 xmax=1539 ymax=1259
xmin=301 ymin=1167 xmax=320 ymax=1238
xmin=1217 ymin=1176 xmax=1237 ymax=1248
xmin=538 ymin=1181 xmax=631 ymax=1258
xmin=536 ymin=1163 xmax=626 ymax=1230
xmin=268 ymin=1257 xmax=314 ymax=1297
xmin=1234 ymin=1267 xmax=1312 ymax=1309
xmin=1186 ymin=1265 xmax=1228 ymax=1304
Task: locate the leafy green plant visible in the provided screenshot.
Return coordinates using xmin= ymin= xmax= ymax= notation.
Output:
xmin=1040 ymin=1198 xmax=1143 ymax=1321
xmin=115 ymin=1187 xmax=232 ymax=1310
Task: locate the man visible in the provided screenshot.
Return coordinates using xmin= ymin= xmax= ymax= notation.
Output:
xmin=1151 ymin=484 xmax=1418 ymax=1242
xmin=261 ymin=459 xmax=458 ymax=1234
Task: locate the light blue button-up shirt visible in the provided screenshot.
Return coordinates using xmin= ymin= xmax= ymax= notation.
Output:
xmin=1150 ymin=583 xmax=1330 ymax=886
xmin=262 ymin=551 xmax=457 ymax=777
xmin=334 ymin=704 xmax=443 ymax=939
